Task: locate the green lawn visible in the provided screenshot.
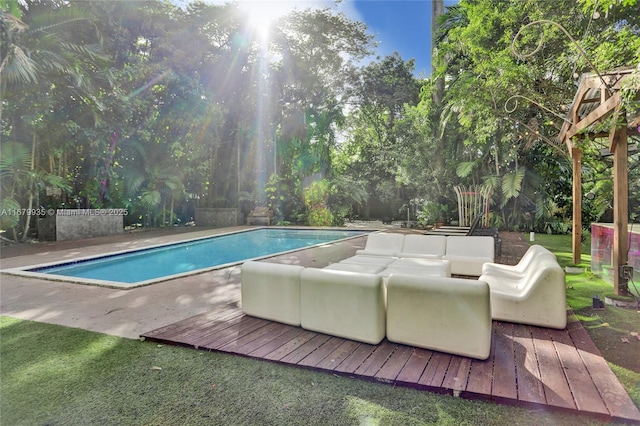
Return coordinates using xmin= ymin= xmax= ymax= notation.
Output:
xmin=0 ymin=316 xmax=609 ymax=426
xmin=1 ymin=233 xmax=639 ymax=425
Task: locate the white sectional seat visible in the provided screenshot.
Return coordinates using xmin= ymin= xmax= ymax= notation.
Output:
xmin=240 ymin=261 xmax=304 ymax=326
xmin=480 ymin=254 xmax=567 ymax=329
xmin=324 ymin=263 xmax=386 ymax=274
xmin=482 ymin=244 xmax=555 ymax=278
xmin=397 ymin=235 xmax=447 ymax=259
xmin=239 ymin=232 xmax=567 ymax=357
xmin=340 ymin=255 xmax=396 ymax=267
xmin=355 ymin=232 xmax=405 ymax=257
xmin=379 ymin=266 xmax=448 ymax=280
xmin=300 ymin=268 xmax=386 ymax=345
xmin=389 ymin=258 xmax=452 ymax=277
xmin=443 ymin=236 xmax=495 ymax=276
xmin=386 ymin=275 xmax=492 ymax=360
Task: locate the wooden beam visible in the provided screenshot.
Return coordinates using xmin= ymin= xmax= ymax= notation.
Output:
xmin=609 ymin=105 xmax=622 ymax=152
xmin=564 ymin=91 xmax=621 ymax=141
xmin=612 ymin=124 xmax=629 ymax=296
xmin=572 ymin=147 xmax=582 ymax=265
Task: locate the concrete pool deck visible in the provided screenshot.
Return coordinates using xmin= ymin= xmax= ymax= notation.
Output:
xmin=0 ymin=225 xmax=383 ymax=339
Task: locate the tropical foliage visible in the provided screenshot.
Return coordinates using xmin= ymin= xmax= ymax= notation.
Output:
xmin=1 ymin=0 xmax=638 ymax=240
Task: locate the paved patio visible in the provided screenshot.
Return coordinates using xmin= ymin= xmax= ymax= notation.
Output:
xmin=0 ymin=224 xmax=376 ymax=338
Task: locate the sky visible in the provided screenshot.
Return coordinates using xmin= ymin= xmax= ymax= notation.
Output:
xmin=174 ymin=0 xmax=459 ymax=77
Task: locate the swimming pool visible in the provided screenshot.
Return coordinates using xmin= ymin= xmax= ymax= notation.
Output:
xmin=6 ymin=228 xmax=369 ymax=288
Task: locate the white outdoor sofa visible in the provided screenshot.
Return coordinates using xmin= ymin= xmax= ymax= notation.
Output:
xmin=479 ymin=248 xmax=567 ymax=329
xmin=239 ymin=236 xmax=567 ymax=357
xmin=348 ymin=232 xmax=494 ymax=276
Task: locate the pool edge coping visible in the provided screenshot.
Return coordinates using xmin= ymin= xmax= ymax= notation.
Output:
xmin=1 ymin=227 xmax=375 ymax=289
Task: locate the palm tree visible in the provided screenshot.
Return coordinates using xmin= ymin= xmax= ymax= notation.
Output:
xmin=1 ymin=3 xmax=110 ymax=240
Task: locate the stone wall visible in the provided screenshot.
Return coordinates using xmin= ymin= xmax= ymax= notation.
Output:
xmin=54 ymin=209 xmax=124 ymax=241
xmin=195 ymin=208 xmax=243 ymax=227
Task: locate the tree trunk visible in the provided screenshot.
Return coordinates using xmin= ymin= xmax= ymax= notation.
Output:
xmin=431 ymin=0 xmax=446 ymax=174
xmin=21 ymin=132 xmax=37 ymax=241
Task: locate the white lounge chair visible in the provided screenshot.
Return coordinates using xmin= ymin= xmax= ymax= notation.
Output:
xmin=480 ymin=255 xmax=567 ymax=329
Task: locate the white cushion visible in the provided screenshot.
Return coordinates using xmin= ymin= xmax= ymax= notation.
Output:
xmin=396 ymin=234 xmax=446 ymax=258
xmin=355 ymin=232 xmax=405 ymax=257
xmin=340 ymin=255 xmax=396 ymax=267
xmin=324 ymin=263 xmax=386 ymax=274
xmin=443 ymin=236 xmax=495 ymax=275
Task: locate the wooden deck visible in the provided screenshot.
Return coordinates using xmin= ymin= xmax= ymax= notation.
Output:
xmin=141 ymin=303 xmax=640 ymax=423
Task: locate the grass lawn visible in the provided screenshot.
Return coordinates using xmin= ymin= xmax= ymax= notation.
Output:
xmin=0 ymin=316 xmax=614 ymax=425
xmin=1 ymin=233 xmax=638 ymax=425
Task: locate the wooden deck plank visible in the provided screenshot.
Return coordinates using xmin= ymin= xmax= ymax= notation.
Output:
xmin=176 ymin=313 xmax=256 ymax=347
xmin=396 ymin=348 xmax=432 ymax=384
xmin=530 ymin=326 xmax=576 ymax=410
xmin=512 ymin=324 xmax=546 ymax=404
xmin=218 ymin=321 xmax=292 ymax=354
xmin=248 ymin=327 xmax=307 ymax=358
xmin=465 ymin=325 xmax=496 ymax=395
xmin=144 ymin=307 xmax=242 ymax=341
xmin=442 ymin=356 xmax=472 ymax=392
xmin=140 ymin=304 xmax=640 ymax=423
xmin=491 ymin=322 xmax=517 ymax=399
xmin=193 ymin=316 xmax=268 ymax=350
xmin=297 ymin=336 xmax=346 ymax=368
xmin=549 ymin=327 xmax=609 ymax=415
xmin=418 ymin=351 xmax=452 ymax=388
xmin=334 ymin=342 xmax=377 ymax=374
xmin=263 ymin=330 xmax=318 ymax=361
xmin=568 ymin=325 xmax=640 ymax=422
xmin=314 ymin=340 xmax=361 ymax=371
xmin=375 ymin=344 xmax=414 ymax=382
xmin=280 ymin=334 xmax=333 ymax=364
xmin=354 ymin=340 xmax=397 ymax=376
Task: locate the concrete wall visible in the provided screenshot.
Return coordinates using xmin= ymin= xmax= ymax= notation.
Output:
xmin=195 ymin=208 xmax=243 ymax=227
xmin=55 ymin=209 xmax=124 ymax=241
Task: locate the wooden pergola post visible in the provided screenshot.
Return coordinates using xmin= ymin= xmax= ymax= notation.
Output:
xmin=611 ymin=119 xmax=629 ymax=295
xmin=556 ymin=68 xmax=637 ymax=296
xmin=571 ymin=144 xmax=582 ymax=265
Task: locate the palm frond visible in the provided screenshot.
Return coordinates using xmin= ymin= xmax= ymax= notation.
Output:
xmin=501 ymin=168 xmax=526 ymax=200
xmin=456 ymin=161 xmax=476 ymax=178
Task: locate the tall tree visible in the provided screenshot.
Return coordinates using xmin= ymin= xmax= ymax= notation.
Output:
xmin=1 ymin=0 xmax=111 ymax=239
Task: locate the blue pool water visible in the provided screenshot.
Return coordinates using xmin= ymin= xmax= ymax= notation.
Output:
xmin=29 ymin=228 xmax=367 ymax=286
